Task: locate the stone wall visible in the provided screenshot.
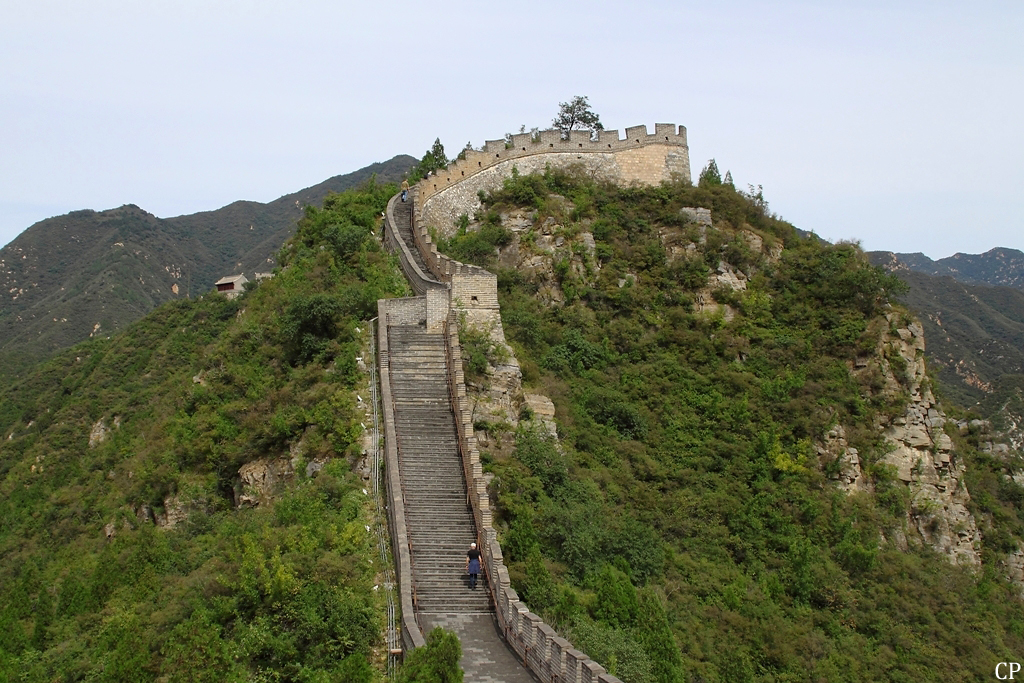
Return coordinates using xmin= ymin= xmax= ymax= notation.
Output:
xmin=417 ymin=124 xmax=689 ymax=238
xmin=376 ymin=291 xmax=447 ymax=332
xmin=383 ymin=194 xmax=444 ymax=296
xmin=379 ymin=295 xmax=426 ymax=327
xmin=376 ymin=301 xmax=427 ymax=651
xmin=442 ymin=311 xmax=623 ymax=683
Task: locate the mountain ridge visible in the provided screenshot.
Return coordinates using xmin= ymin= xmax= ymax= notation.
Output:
xmin=869 ymin=246 xmax=1024 ymax=290
xmin=867 ymin=250 xmax=1024 ymax=409
xmin=0 ymin=154 xmax=416 ymax=380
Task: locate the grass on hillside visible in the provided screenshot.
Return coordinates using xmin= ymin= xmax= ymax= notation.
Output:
xmin=440 ymin=167 xmax=1024 ymax=683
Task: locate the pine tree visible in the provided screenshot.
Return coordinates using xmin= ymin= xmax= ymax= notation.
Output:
xmin=415 ymin=138 xmax=448 ymax=178
xmin=698 ymin=159 xmax=722 ymax=187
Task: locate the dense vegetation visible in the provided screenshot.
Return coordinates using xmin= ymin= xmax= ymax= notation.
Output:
xmin=442 ymin=168 xmax=1024 ymax=682
xmin=0 ymin=181 xmax=412 ymax=680
xmin=0 ymin=156 xmax=416 ymax=388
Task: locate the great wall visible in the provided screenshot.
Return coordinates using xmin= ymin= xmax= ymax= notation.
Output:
xmin=377 ymin=124 xmax=690 ymax=682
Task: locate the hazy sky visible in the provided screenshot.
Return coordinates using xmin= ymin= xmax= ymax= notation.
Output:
xmin=1 ymin=1 xmax=1021 ymax=258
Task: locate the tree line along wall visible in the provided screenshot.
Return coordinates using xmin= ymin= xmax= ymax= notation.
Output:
xmin=418 ymin=123 xmax=690 ymax=238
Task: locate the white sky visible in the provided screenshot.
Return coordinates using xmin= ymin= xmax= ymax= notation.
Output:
xmin=1 ymin=0 xmax=1021 ymax=258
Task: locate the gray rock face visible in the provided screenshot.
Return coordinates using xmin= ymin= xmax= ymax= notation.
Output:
xmin=1003 ymin=546 xmax=1024 ymax=598
xmin=89 ymin=419 xmax=108 ymax=448
xmin=155 ymin=495 xmax=190 ymax=529
xmin=839 ymin=314 xmax=982 ymax=567
xmin=820 ymin=424 xmax=869 ymax=491
xmin=679 ymin=206 xmax=712 ymax=227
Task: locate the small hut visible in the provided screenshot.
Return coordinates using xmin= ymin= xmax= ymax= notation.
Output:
xmin=214 ymin=274 xmax=248 ymax=299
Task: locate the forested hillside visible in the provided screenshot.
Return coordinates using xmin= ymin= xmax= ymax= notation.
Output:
xmin=0 ymin=156 xmax=415 ymax=385
xmin=441 ymin=168 xmax=1024 ymax=682
xmin=5 ymin=161 xmax=1024 ymax=682
xmin=0 ymin=181 xmax=411 ymax=680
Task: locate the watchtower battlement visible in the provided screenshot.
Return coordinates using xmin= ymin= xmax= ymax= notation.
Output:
xmin=478 ymin=122 xmax=687 ymax=158
xmin=415 ymin=123 xmax=690 ymax=237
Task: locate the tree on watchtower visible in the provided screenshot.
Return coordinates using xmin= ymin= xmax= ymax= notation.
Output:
xmin=553 ymin=96 xmax=603 ymax=138
xmin=413 ymin=138 xmax=449 ymax=180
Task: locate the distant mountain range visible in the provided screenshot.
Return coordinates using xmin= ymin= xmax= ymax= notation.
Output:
xmin=0 ymin=155 xmax=416 ymax=380
xmin=870 ymin=247 xmax=1024 ymax=290
xmin=867 ymin=249 xmax=1024 ymax=443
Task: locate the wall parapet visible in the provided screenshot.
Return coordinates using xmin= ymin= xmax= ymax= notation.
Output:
xmin=417 ymin=123 xmax=688 ymax=208
xmin=383 ymin=193 xmax=445 ymax=297
xmin=412 ymin=123 xmax=690 ymax=243
xmin=443 ymin=309 xmax=624 ymax=683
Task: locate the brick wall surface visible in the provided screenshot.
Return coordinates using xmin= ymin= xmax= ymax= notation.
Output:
xmin=380 ymin=296 xmax=427 ymax=327
xmin=425 ymin=288 xmax=447 ymax=332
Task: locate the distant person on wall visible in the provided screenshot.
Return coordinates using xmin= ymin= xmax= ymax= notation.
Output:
xmin=466 ymin=542 xmax=481 ymax=589
xmin=401 ymin=179 xmax=409 ymax=202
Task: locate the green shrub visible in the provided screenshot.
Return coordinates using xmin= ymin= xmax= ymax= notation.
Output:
xmin=590 ymin=564 xmax=639 ymax=628
xmin=398 ymin=627 xmax=463 ymax=683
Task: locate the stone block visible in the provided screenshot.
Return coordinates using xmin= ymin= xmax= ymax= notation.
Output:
xmin=581 ymin=660 xmax=606 ymax=683
xmin=564 ymin=650 xmax=588 ymax=683
xmin=524 ymin=393 xmax=556 ymax=418
xmin=902 ymin=424 xmax=933 ymax=448
xmin=549 ymin=636 xmax=571 ymax=680
xmin=625 ymin=125 xmax=648 ymax=141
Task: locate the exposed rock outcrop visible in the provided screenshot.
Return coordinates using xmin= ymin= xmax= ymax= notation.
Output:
xmin=235 ymin=456 xmax=296 ymax=508
xmin=522 ymin=393 xmax=558 ymax=439
xmin=89 ymin=419 xmax=108 ymax=447
xmin=88 ymin=415 xmax=121 ymax=447
xmin=819 ymin=424 xmax=869 ymax=491
xmin=840 ymin=315 xmax=982 ymax=566
xmin=1002 ymin=545 xmax=1024 ymax=599
xmin=155 ymin=495 xmax=190 ymax=529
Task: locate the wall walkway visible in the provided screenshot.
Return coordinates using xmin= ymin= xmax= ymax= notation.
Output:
xmin=377 ymin=126 xmax=688 ymax=681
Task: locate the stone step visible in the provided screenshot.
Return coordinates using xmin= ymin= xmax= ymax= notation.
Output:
xmin=402 ymin=493 xmax=469 ymax=500
xmin=385 ymin=318 xmax=496 ymax=626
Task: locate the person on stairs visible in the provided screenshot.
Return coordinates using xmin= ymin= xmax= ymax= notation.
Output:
xmin=466 ymin=542 xmax=481 ymax=589
xmin=401 ymin=179 xmax=410 ymax=202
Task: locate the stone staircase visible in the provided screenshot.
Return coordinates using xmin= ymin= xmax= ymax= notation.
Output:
xmin=392 ymin=198 xmax=431 ymax=277
xmin=387 ymin=325 xmax=491 ymax=614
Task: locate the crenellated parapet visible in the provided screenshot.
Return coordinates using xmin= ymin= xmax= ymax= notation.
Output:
xmin=416 ymin=123 xmax=690 ymax=238
xmin=421 ymin=124 xmax=688 ymax=202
